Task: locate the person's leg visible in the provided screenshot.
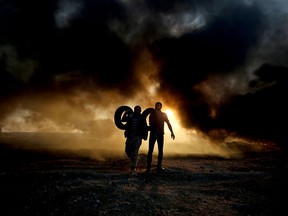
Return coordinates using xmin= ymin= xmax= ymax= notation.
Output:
xmin=146 ymin=133 xmax=156 ymax=171
xmin=157 ymin=135 xmax=164 ymax=170
xmin=125 ymin=138 xmax=133 ymax=160
xmin=131 ymin=137 xmax=142 ymax=171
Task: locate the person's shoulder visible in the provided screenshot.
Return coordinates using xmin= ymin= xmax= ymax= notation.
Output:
xmin=162 ymin=112 xmax=169 ymax=119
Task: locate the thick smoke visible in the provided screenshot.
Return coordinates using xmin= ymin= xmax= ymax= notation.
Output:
xmin=0 ymin=0 xmax=287 ymax=154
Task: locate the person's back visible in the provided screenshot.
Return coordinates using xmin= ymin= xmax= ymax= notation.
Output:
xmin=149 ymin=109 xmax=167 ymax=136
xmin=124 ymin=111 xmax=143 ymax=138
xmin=122 ymin=105 xmax=146 ymax=175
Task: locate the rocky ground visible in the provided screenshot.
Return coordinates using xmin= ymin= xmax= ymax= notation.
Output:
xmin=0 ymin=135 xmax=287 ymax=216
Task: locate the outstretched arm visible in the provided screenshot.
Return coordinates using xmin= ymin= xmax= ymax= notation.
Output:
xmin=167 ymin=122 xmax=175 ymax=140
xmin=164 ymin=113 xmax=175 ymax=140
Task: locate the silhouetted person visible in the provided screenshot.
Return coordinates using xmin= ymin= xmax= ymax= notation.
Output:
xmin=122 ymin=105 xmax=147 ymax=175
xmin=146 ymin=102 xmax=175 ymax=172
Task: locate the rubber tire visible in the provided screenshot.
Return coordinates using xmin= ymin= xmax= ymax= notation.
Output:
xmin=114 ymin=106 xmax=133 ymax=130
xmin=114 ymin=106 xmax=154 ymax=131
xmin=142 ymin=107 xmax=154 ymax=131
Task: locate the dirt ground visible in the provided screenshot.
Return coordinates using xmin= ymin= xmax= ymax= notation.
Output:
xmin=0 ymin=134 xmax=287 ymax=216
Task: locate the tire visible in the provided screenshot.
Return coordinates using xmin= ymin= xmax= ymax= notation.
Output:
xmin=114 ymin=106 xmax=133 ymax=130
xmin=114 ymin=106 xmax=154 ymax=131
xmin=142 ymin=107 xmax=154 ymax=131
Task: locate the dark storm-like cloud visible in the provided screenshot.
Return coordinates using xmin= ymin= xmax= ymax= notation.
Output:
xmin=150 ymin=3 xmax=265 ymax=128
xmin=215 ymin=64 xmax=288 ymax=147
xmin=0 ymin=0 xmax=260 ymax=96
xmin=0 ymin=0 xmax=140 ymax=131
xmin=0 ymin=0 xmax=137 ymax=96
xmin=148 ymin=1 xmax=288 ymax=148
xmin=0 ymin=0 xmax=287 ymax=149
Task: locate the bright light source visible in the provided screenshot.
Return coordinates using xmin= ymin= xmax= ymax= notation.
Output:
xmin=165 ymin=109 xmax=174 ymax=118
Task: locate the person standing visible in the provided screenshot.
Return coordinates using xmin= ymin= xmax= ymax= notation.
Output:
xmin=146 ymin=102 xmax=175 ymax=172
xmin=122 ymin=105 xmax=147 ymax=175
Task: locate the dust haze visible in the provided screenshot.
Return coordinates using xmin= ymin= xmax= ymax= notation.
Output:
xmin=0 ymin=0 xmax=288 ymax=159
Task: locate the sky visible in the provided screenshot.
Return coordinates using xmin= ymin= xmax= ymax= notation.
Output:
xmin=0 ymin=0 xmax=287 ymax=156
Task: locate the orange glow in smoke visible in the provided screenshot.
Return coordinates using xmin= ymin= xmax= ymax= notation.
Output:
xmin=165 ymin=109 xmax=173 ymax=118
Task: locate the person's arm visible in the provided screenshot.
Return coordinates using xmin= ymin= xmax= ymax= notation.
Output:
xmin=167 ymin=122 xmax=175 ymax=140
xmin=163 ymin=113 xmax=175 ymax=140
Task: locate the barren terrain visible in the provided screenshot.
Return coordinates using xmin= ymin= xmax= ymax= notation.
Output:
xmin=0 ymin=133 xmax=287 ymax=216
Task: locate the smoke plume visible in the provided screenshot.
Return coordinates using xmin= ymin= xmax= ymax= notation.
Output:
xmin=0 ymin=0 xmax=287 ymax=156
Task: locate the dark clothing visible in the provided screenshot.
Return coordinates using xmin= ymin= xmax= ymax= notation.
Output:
xmin=149 ymin=110 xmax=169 ymax=136
xmin=125 ymin=136 xmax=142 ymax=169
xmin=122 ymin=112 xmax=148 ymax=140
xmin=147 ymin=131 xmax=164 ymax=168
xmin=147 ymin=109 xmax=170 ymax=169
xmin=122 ymin=112 xmax=148 ymax=170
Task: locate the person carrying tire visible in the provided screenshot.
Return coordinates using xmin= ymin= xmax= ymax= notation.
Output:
xmin=121 ymin=105 xmax=148 ymax=175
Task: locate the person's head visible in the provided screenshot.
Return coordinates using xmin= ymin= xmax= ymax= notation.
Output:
xmin=134 ymin=105 xmax=141 ymax=114
xmin=155 ymin=102 xmax=162 ymax=111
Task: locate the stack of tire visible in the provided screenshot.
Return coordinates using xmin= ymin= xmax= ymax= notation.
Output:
xmin=114 ymin=105 xmax=153 ymax=130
